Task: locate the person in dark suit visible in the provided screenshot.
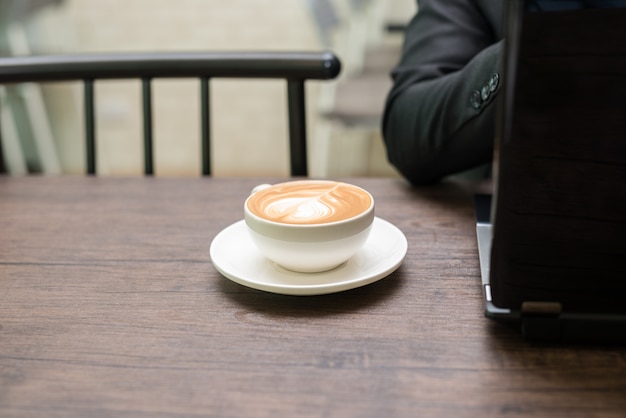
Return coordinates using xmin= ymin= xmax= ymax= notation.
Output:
xmin=383 ymin=0 xmax=503 ymax=185
xmin=382 ymin=0 xmax=626 ymax=185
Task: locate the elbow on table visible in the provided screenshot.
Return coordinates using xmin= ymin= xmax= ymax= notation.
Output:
xmin=382 ymin=93 xmax=446 ymax=185
xmin=382 ymin=92 xmax=495 ymax=186
xmin=391 ymin=155 xmax=446 ymax=186
xmin=382 ymin=129 xmax=445 ymax=186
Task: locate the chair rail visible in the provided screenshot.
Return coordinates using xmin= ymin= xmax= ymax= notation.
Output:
xmin=0 ymin=51 xmax=341 ymax=176
xmin=0 ymin=51 xmax=341 ymax=82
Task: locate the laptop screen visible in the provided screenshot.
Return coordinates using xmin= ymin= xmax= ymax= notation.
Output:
xmin=488 ymin=0 xmax=626 ymax=314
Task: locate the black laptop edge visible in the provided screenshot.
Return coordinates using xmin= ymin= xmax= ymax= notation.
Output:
xmin=475 ymin=194 xmax=626 ymax=343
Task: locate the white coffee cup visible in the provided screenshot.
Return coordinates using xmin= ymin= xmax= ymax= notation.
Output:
xmin=244 ymin=180 xmax=375 ymax=273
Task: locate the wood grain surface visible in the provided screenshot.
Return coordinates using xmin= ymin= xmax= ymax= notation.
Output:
xmin=1 ymin=176 xmax=625 ymax=417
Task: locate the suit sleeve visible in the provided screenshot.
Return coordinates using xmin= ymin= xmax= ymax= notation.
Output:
xmin=382 ymin=0 xmax=502 ymax=185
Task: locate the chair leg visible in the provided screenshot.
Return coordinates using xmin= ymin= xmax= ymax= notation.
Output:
xmin=84 ymin=80 xmax=96 ymax=175
xmin=0 ymin=120 xmax=5 ymax=174
xmin=287 ymin=80 xmax=307 ymax=176
xmin=201 ymin=77 xmax=211 ymax=176
xmin=142 ymin=78 xmax=154 ymax=176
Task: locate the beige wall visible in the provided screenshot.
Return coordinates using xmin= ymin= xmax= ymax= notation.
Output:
xmin=13 ymin=0 xmax=415 ymax=177
xmin=30 ymin=0 xmax=322 ymax=176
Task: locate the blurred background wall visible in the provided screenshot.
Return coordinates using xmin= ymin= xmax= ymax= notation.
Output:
xmin=0 ymin=0 xmax=415 ymax=177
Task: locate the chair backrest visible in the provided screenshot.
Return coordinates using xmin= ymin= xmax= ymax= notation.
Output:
xmin=0 ymin=51 xmax=341 ymax=176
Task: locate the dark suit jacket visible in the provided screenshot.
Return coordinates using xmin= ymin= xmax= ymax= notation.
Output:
xmin=382 ymin=0 xmax=504 ymax=185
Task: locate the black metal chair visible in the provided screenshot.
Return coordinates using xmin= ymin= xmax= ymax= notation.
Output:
xmin=0 ymin=51 xmax=341 ymax=176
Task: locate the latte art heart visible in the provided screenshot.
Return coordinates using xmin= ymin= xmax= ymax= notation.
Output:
xmin=247 ymin=181 xmax=372 ymax=225
xmin=264 ymin=197 xmax=334 ymax=222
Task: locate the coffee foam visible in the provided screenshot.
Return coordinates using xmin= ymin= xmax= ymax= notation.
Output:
xmin=247 ymin=181 xmax=371 ymax=225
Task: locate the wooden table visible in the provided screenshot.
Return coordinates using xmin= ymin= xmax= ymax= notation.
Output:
xmin=1 ymin=176 xmax=625 ymax=417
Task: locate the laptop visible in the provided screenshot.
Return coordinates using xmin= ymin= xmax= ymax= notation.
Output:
xmin=476 ymin=0 xmax=626 ymax=342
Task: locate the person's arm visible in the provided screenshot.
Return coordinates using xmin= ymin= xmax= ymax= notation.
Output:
xmin=382 ymin=0 xmax=503 ymax=185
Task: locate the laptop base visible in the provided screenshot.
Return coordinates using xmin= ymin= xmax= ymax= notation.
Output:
xmin=475 ymin=194 xmax=626 ymax=343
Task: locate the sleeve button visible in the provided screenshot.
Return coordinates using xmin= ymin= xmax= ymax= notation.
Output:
xmin=481 ymin=84 xmax=491 ymax=101
xmin=489 ymin=73 xmax=500 ymax=92
xmin=470 ymin=90 xmax=483 ymax=109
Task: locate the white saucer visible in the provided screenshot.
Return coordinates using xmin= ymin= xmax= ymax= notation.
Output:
xmin=210 ymin=217 xmax=407 ymax=296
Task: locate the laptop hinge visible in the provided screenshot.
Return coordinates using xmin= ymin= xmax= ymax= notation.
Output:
xmin=520 ymin=301 xmax=563 ymax=341
xmin=521 ymin=301 xmax=562 ymax=316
